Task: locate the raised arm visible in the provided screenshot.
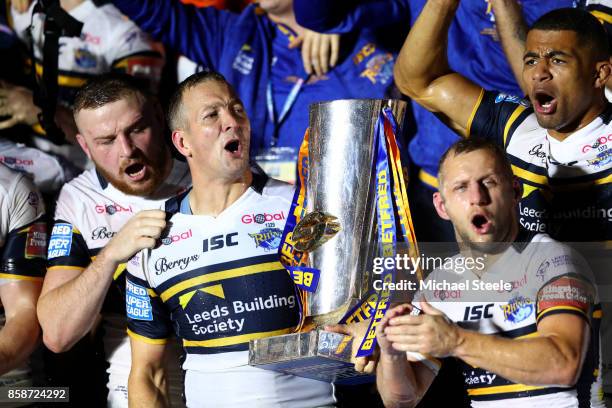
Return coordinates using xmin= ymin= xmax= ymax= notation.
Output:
xmin=294 ymin=0 xmax=410 ymax=33
xmin=0 ymin=280 xmax=41 ymax=374
xmin=38 ymin=210 xmax=167 ymax=352
xmin=489 ymin=0 xmax=528 ymax=93
xmin=393 ymin=0 xmax=482 ymax=136
xmin=110 ymin=0 xmax=233 ymax=69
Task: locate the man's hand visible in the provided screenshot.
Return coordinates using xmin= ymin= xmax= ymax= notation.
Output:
xmin=0 ymin=82 xmax=40 ymax=130
xmin=384 ymin=299 xmax=461 ymax=358
xmin=377 ymin=304 xmax=412 ymax=356
xmin=290 ymin=29 xmax=340 ymax=77
xmin=326 ymin=319 xmax=377 ymax=374
xmin=103 ymin=209 xmax=167 ymax=264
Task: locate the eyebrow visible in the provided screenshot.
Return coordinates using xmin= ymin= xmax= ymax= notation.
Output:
xmin=523 ymin=50 xmax=573 ymax=60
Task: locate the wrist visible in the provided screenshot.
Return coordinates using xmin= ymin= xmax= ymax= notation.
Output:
xmin=450 ymin=325 xmax=467 ymax=358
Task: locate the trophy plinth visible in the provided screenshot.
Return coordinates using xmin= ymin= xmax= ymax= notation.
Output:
xmin=249 ymin=330 xmax=372 ymax=385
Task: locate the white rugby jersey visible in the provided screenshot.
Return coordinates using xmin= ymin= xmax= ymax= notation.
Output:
xmin=469 ymin=91 xmax=612 ymax=242
xmin=47 ymin=160 xmax=190 ymax=407
xmin=10 ymin=0 xmax=164 ymax=105
xmin=0 ymin=164 xmax=46 ymax=401
xmin=126 ymin=173 xmax=336 ymax=408
xmin=416 ymin=232 xmax=603 ymax=407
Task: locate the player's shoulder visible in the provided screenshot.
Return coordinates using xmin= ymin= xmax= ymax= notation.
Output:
xmin=260 ymin=176 xmax=295 ymax=202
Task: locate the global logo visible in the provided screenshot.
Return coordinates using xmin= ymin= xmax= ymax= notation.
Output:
xmin=500 ymin=296 xmax=534 ymax=323
xmin=161 ymin=229 xmax=193 ymax=245
xmin=95 ymin=204 xmax=133 ymax=215
xmin=248 ymin=228 xmax=283 ymax=251
xmin=241 ymin=211 xmax=286 ymax=224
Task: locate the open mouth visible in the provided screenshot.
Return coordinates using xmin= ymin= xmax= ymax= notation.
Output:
xmin=471 ymin=214 xmax=492 ymax=234
xmin=125 ymin=163 xmax=146 ymax=180
xmin=224 ymin=139 xmax=241 ymax=156
xmin=533 ymin=91 xmax=557 ymax=115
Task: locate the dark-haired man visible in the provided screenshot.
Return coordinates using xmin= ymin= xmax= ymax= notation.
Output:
xmin=376 ymin=138 xmax=604 ymax=407
xmin=395 ymin=2 xmax=612 ymax=394
xmin=125 ymin=71 xmax=335 ymax=407
xmin=38 ymin=74 xmax=188 ymax=407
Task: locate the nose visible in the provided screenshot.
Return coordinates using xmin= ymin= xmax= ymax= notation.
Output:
xmin=532 ymin=59 xmax=552 ymax=83
xmin=221 ymin=108 xmax=241 ymax=133
xmin=468 ymin=182 xmax=490 ymax=206
xmin=117 ymin=133 xmax=136 ymax=157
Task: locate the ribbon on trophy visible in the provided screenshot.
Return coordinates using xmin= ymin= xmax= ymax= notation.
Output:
xmin=277 ymin=107 xmax=420 ymax=350
xmin=340 ymin=107 xmax=420 ymax=357
xmin=278 ymin=129 xmax=318 ymax=331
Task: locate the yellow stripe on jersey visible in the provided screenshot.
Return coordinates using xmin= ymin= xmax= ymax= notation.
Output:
xmin=183 ymin=326 xmax=294 ymax=348
xmin=46 ymin=265 xmax=85 ymax=273
xmin=0 ymin=273 xmax=43 ymax=282
xmin=504 ymin=105 xmax=528 ymax=146
xmin=113 ymin=263 xmax=127 ymax=281
xmin=591 ymin=10 xmax=612 ymax=24
xmin=160 ymin=261 xmax=284 ymax=302
xmin=148 ymin=288 xmax=158 ymax=298
xmin=593 ymin=309 xmax=602 ymax=319
xmin=418 ymin=169 xmax=439 ymax=189
xmin=127 ymin=329 xmax=169 ymax=345
xmin=515 ymin=331 xmax=539 ymax=340
xmin=536 ymin=305 xmax=587 ymax=322
xmin=511 ymin=165 xmax=548 ymax=186
xmin=35 ymin=64 xmax=88 ymax=88
xmin=466 ymin=88 xmax=485 ymax=138
xmin=467 ymin=383 xmax=545 ymax=396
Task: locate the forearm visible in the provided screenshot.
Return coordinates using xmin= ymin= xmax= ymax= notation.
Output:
xmin=453 ymin=328 xmax=582 ymax=386
xmin=128 ymin=368 xmax=169 ymax=408
xmin=394 ymin=0 xmax=458 ymax=97
xmin=377 ymin=354 xmax=422 ymax=408
xmin=38 ymin=250 xmax=118 ymax=352
xmin=489 ymin=0 xmax=527 ymax=92
xmin=0 ymin=308 xmax=40 ymax=375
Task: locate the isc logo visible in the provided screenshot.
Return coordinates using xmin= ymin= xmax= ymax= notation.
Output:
xmin=463 ymin=304 xmax=494 ymax=321
xmin=203 ymin=233 xmax=238 ymax=252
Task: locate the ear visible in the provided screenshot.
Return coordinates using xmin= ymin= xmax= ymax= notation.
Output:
xmin=171 ymin=129 xmax=191 ymax=158
xmin=512 ymin=176 xmax=523 ymax=204
xmin=433 ymin=191 xmax=451 ymax=221
xmin=75 ymin=133 xmax=92 ymax=160
xmin=594 ymin=59 xmax=612 ymax=89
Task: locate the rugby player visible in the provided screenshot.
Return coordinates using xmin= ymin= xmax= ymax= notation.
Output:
xmin=37 ymin=74 xmax=188 ymax=407
xmin=124 ymin=71 xmax=335 ymax=407
xmin=376 ymin=138 xmax=604 ymax=407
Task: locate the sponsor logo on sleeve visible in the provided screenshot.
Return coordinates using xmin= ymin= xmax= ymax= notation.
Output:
xmin=494 ymin=93 xmax=530 ymax=107
xmin=126 ymin=279 xmax=153 ymax=321
xmin=47 ymin=223 xmax=73 ymax=259
xmin=25 ymin=222 xmax=47 ymax=259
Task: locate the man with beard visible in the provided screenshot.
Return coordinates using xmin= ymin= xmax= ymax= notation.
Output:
xmin=38 ymin=74 xmax=189 ymax=407
xmin=376 ymin=138 xmax=604 ymax=407
xmin=124 ymin=71 xmax=335 ymax=407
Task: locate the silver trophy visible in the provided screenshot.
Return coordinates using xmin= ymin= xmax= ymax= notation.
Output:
xmin=249 ymin=99 xmax=407 ymax=384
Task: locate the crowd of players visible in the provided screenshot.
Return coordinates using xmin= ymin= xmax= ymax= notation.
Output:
xmin=0 ymin=0 xmax=611 ymax=407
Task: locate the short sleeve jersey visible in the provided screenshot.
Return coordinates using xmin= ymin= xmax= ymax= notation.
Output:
xmin=0 ymin=164 xmax=46 ymax=388
xmin=46 ymin=160 xmax=190 ymax=404
xmin=10 ymin=0 xmax=164 ymax=105
xmin=416 ymin=232 xmax=603 ymax=407
xmin=126 ymin=173 xmax=335 ymax=407
xmin=469 ymin=91 xmax=612 ymax=242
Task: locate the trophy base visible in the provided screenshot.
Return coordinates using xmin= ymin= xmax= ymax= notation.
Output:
xmin=248 ymin=329 xmax=374 ymax=385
